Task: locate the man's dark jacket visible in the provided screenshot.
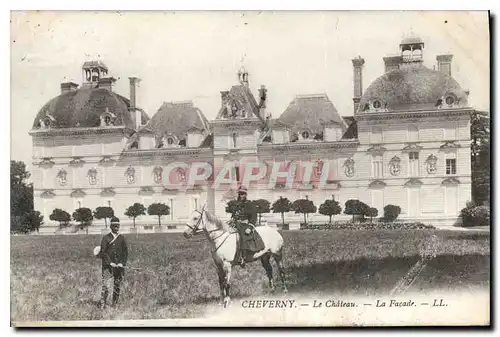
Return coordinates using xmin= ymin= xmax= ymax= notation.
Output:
xmin=232 ymin=199 xmax=258 ymax=225
xmin=99 ymin=233 xmax=128 ymax=268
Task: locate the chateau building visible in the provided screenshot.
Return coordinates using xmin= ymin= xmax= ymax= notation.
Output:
xmin=30 ymin=36 xmax=474 ymax=233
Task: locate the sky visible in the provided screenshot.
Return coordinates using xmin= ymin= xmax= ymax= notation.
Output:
xmin=10 ymin=11 xmax=489 ymax=168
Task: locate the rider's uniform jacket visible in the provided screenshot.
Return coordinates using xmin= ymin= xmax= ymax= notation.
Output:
xmin=231 ymin=199 xmax=258 ymax=226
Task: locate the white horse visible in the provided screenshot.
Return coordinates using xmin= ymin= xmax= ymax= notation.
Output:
xmin=183 ymin=206 xmax=288 ymax=308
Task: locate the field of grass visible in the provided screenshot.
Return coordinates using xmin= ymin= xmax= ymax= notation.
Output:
xmin=11 ymin=229 xmax=490 ymax=322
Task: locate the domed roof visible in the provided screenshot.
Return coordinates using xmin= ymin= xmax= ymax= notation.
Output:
xmin=143 ymin=101 xmax=209 ymax=139
xmin=359 ymin=66 xmax=468 ymax=112
xmin=278 ymin=94 xmax=347 ymax=133
xmin=400 ymin=36 xmax=424 ymax=45
xmin=32 ymin=87 xmax=149 ymax=129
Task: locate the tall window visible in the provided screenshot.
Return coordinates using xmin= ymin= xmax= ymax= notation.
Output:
xmin=234 ymin=165 xmax=240 ymax=183
xmin=372 ymin=155 xmax=383 ymax=178
xmin=408 ymin=125 xmax=419 ymax=142
xmin=193 ymin=198 xmax=198 ymax=211
xmin=446 ymin=159 xmax=457 ymax=175
xmin=232 ymin=133 xmax=237 ymax=149
xmin=409 ymin=152 xmax=420 ymax=176
xmin=169 ymin=198 xmax=174 ymax=220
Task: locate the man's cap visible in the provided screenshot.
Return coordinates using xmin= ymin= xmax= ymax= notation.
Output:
xmin=237 ymin=185 xmax=248 ymax=194
xmin=110 ymin=217 xmax=120 ymax=225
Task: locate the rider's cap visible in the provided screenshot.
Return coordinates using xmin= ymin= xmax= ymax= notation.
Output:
xmin=110 ymin=217 xmax=120 ymax=225
xmin=237 ymin=185 xmax=248 ymax=194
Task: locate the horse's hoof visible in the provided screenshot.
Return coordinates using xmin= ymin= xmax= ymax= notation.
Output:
xmin=283 ymin=288 xmax=288 ymax=294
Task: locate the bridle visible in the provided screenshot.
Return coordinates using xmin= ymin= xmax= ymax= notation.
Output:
xmin=185 ymin=206 xmax=231 ymax=251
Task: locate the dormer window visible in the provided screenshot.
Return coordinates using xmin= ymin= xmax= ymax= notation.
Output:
xmin=167 ymin=137 xmax=174 ymax=145
xmin=445 ymin=96 xmax=455 ymax=105
xmin=301 ymin=131 xmax=310 ymax=140
xmin=40 ymin=115 xmax=56 ymax=129
xmin=100 ymin=109 xmax=116 ymax=127
xmin=161 ymin=134 xmax=179 ymax=148
xmin=373 ymin=100 xmax=381 ymax=109
xmin=44 ymin=119 xmax=51 ymax=127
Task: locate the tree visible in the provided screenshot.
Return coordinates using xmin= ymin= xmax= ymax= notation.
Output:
xmin=366 ymin=207 xmax=378 ymax=224
xmin=225 ymin=200 xmax=239 ymax=215
xmin=291 ymin=198 xmax=317 ymax=225
xmin=125 ymin=203 xmax=146 ymax=228
xmin=344 ymin=200 xmax=370 ymax=222
xmin=253 ymin=199 xmax=271 ymax=225
xmin=11 ymin=161 xmax=33 ymax=217
xmin=24 ymin=210 xmax=44 ymax=233
xmin=272 ymin=196 xmax=292 ymax=227
xmin=49 ymin=208 xmax=71 ymax=229
xmin=471 ymin=112 xmax=490 ymax=206
xmin=73 ymin=207 xmax=93 ymax=234
xmin=318 ymin=198 xmax=342 ymax=224
xmin=94 ymin=206 xmax=115 ymax=228
xmin=148 ymin=203 xmax=170 ymax=227
xmin=383 ymin=205 xmax=401 ymax=223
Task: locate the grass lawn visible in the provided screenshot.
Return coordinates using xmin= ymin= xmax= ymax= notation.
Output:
xmin=11 ymin=229 xmax=490 ymax=322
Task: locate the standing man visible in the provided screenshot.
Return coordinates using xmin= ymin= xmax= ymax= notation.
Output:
xmin=231 ymin=185 xmax=258 ymax=267
xmin=98 ymin=216 xmax=128 ymax=308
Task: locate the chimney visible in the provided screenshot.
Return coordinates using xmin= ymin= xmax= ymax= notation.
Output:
xmin=352 ymin=56 xmax=365 ymax=113
xmin=60 ymin=82 xmax=78 ymax=94
xmin=129 ymin=77 xmax=142 ymax=129
xmin=258 ymin=85 xmax=267 ymax=119
xmin=383 ymin=55 xmax=402 ymax=73
xmin=98 ymin=77 xmax=116 ymax=92
xmin=436 ymin=54 xmax=453 ymax=76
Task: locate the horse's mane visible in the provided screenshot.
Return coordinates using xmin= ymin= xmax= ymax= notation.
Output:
xmin=203 ymin=210 xmax=230 ymax=232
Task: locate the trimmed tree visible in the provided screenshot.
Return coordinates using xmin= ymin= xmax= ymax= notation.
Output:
xmin=253 ymin=199 xmax=271 ymax=225
xmin=344 ymin=200 xmax=370 ymax=223
xmin=383 ymin=205 xmax=401 ymax=223
xmin=318 ymin=198 xmax=342 ymax=224
xmin=272 ymin=196 xmax=292 ymax=227
xmin=125 ymin=203 xmax=147 ymax=228
xmin=291 ymin=198 xmax=317 ymax=226
xmin=367 ymin=207 xmax=378 ymax=224
xmin=49 ymin=208 xmax=71 ymax=229
xmin=225 ymin=200 xmax=239 ymax=215
xmin=73 ymin=207 xmax=93 ymax=234
xmin=24 ymin=210 xmax=44 ymax=233
xmin=148 ymin=203 xmax=170 ymax=228
xmin=94 ymin=206 xmax=115 ymax=228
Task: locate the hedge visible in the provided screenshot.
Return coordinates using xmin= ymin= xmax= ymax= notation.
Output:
xmin=300 ymin=221 xmax=435 ymax=230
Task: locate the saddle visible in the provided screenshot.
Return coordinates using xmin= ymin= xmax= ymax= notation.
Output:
xmin=230 ymin=221 xmax=265 ymax=253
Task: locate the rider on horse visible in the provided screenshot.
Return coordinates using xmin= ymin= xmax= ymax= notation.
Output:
xmin=231 ymin=185 xmax=259 ymax=267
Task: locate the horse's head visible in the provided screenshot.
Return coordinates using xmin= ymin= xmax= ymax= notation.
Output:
xmin=183 ymin=206 xmax=206 ymax=239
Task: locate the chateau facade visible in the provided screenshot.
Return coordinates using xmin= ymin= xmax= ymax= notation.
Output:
xmin=30 ymin=36 xmax=474 ymax=233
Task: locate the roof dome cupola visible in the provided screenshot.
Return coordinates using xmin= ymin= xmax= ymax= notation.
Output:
xmin=399 ymin=33 xmax=424 ymax=66
xmin=82 ymin=60 xmax=109 ymax=88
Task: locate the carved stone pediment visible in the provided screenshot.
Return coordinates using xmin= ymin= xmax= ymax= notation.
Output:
xmin=404 ymin=178 xmax=423 ymax=187
xmin=39 ymin=157 xmax=55 ymax=167
xmin=69 ymin=157 xmax=85 ymax=166
xmin=40 ymin=189 xmax=56 ymax=198
xmin=139 ymin=186 xmax=155 ymax=195
xmin=402 ymin=143 xmax=423 ymax=152
xmin=99 ymin=156 xmax=115 ymax=165
xmin=100 ymin=188 xmax=116 ymax=197
xmin=367 ymin=144 xmax=387 ymax=154
xmin=369 ymin=179 xmax=387 ymax=188
xmin=439 ymin=141 xmax=461 ymax=151
xmin=442 ymin=177 xmax=461 ymax=185
xmin=162 ymin=187 xmax=179 ymax=194
xmin=70 ymin=189 xmax=86 ymax=198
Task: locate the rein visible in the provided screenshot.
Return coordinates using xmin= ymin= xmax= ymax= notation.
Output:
xmin=190 ymin=208 xmax=235 ymax=253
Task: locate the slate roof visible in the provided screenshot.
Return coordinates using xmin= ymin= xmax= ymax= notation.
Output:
xmin=341 ymin=116 xmax=358 ymax=140
xmin=359 ymin=66 xmax=468 ymax=112
xmin=32 ymin=88 xmax=149 ymax=129
xmin=277 ymin=94 xmax=347 ymax=133
xmin=143 ymin=101 xmax=209 ymax=139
